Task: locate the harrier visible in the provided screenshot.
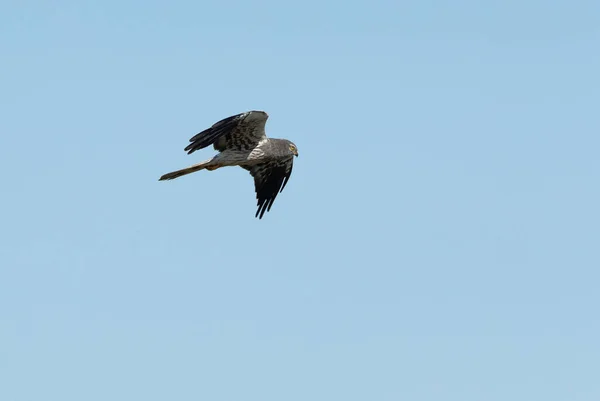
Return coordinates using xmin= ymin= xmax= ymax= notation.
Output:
xmin=159 ymin=110 xmax=298 ymax=219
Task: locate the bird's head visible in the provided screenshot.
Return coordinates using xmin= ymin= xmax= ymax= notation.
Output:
xmin=288 ymin=141 xmax=299 ymax=157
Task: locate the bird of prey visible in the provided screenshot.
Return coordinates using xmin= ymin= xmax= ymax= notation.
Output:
xmin=159 ymin=110 xmax=298 ymax=219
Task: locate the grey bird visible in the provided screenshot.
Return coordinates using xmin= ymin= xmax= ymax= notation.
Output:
xmin=159 ymin=110 xmax=299 ymax=219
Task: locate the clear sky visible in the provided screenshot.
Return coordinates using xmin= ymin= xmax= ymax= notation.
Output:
xmin=1 ymin=0 xmax=599 ymax=400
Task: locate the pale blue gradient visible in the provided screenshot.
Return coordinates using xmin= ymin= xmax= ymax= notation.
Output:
xmin=1 ymin=1 xmax=599 ymax=400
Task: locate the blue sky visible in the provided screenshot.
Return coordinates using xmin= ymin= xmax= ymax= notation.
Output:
xmin=1 ymin=0 xmax=599 ymax=400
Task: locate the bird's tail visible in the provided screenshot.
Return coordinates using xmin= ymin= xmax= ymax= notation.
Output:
xmin=159 ymin=160 xmax=212 ymax=181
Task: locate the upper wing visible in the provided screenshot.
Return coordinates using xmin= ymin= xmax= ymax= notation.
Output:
xmin=184 ymin=111 xmax=268 ymax=154
xmin=248 ymin=157 xmax=294 ymax=219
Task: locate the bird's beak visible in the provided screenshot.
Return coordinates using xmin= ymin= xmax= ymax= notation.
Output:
xmin=294 ymin=151 xmax=298 ymax=157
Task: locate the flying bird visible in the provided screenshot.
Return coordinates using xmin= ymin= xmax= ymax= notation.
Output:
xmin=159 ymin=110 xmax=298 ymax=219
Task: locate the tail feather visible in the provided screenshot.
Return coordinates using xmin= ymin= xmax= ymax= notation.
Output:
xmin=159 ymin=161 xmax=211 ymax=181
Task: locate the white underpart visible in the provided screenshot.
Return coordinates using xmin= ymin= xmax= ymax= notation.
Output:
xmin=211 ymin=142 xmax=267 ymax=167
xmin=248 ymin=141 xmax=267 ymax=159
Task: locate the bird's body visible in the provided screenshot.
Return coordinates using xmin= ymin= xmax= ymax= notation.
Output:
xmin=159 ymin=111 xmax=298 ymax=219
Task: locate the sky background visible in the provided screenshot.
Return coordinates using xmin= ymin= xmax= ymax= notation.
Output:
xmin=1 ymin=0 xmax=599 ymax=400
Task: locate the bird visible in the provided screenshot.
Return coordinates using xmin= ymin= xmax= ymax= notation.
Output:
xmin=159 ymin=110 xmax=298 ymax=219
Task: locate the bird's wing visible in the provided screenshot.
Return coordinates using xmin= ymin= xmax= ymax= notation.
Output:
xmin=184 ymin=111 xmax=268 ymax=154
xmin=248 ymin=157 xmax=294 ymax=219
